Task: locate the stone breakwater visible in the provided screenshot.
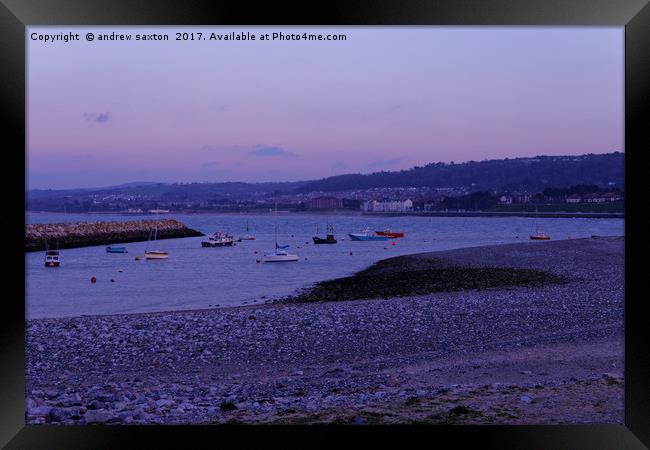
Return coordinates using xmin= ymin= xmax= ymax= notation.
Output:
xmin=25 ymin=219 xmax=204 ymax=252
xmin=26 ymin=237 xmax=624 ymax=424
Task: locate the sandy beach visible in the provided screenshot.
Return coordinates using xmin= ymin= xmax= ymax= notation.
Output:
xmin=25 ymin=236 xmax=624 ymax=424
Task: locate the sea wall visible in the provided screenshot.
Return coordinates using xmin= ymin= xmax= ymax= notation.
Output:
xmin=25 ymin=219 xmax=204 ymax=252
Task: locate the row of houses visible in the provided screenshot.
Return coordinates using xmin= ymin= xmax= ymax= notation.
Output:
xmin=498 ymin=192 xmax=623 ymax=205
xmin=361 ymin=199 xmax=414 ymax=212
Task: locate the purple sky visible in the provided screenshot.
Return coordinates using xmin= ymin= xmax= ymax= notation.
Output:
xmin=27 ymin=27 xmax=623 ymax=189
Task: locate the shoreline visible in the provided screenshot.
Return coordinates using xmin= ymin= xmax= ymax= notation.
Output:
xmin=26 ymin=236 xmax=624 ymax=424
xmin=363 ymin=211 xmax=624 ymax=219
xmin=27 ymin=210 xmax=623 ymax=219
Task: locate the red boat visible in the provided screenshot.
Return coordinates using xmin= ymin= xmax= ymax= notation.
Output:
xmin=375 ymin=230 xmax=405 ymax=238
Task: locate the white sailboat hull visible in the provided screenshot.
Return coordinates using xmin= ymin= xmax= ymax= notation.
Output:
xmin=262 ymin=254 xmax=299 ymax=262
xmin=145 ymin=251 xmax=169 ymax=259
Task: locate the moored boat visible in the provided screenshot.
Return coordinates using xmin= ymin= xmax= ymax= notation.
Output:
xmin=202 ymin=232 xmax=235 ymax=247
xmin=263 ymin=203 xmax=299 ymax=262
xmin=106 ymin=246 xmax=128 ymax=253
xmin=375 ymin=229 xmax=405 ymax=238
xmin=263 ymin=246 xmax=300 ymax=262
xmin=530 ymin=208 xmax=551 ymax=241
xmin=144 ymin=214 xmax=169 ymax=259
xmin=313 ymin=220 xmax=337 ymax=244
xmin=237 ymin=221 xmax=256 ymax=241
xmin=349 ymin=228 xmax=390 ymax=241
xmin=144 ymin=250 xmax=169 ymax=259
xmin=44 ymin=247 xmax=60 ymax=267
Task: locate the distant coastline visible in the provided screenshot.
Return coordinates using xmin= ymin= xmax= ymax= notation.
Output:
xmin=26 ymin=210 xmax=623 ymax=219
xmin=362 ymin=211 xmax=625 ymax=219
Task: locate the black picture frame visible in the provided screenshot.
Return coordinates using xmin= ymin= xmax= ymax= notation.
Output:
xmin=1 ymin=0 xmax=648 ymax=448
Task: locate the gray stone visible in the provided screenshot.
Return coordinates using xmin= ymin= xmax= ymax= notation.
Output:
xmin=520 ymin=395 xmax=533 ymax=404
xmin=84 ymin=409 xmax=112 ymax=424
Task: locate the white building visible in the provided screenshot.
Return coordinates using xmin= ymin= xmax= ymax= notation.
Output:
xmin=362 ymin=199 xmax=413 ymax=212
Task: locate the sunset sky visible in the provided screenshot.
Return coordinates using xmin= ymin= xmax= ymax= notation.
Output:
xmin=27 ymin=27 xmax=623 ymax=189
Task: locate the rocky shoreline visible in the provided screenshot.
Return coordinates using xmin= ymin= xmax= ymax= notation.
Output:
xmin=25 ymin=236 xmax=624 ymax=424
xmin=25 ymin=219 xmax=204 ymax=252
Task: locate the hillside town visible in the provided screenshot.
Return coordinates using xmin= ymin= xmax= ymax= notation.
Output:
xmin=28 ymin=184 xmax=624 ymax=214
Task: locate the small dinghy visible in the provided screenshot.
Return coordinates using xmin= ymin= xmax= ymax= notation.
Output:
xmin=106 ymin=246 xmax=128 ymax=253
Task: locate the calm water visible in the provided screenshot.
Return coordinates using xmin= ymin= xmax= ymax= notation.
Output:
xmin=26 ymin=212 xmax=624 ymax=319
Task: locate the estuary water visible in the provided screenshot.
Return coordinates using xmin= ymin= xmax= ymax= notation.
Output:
xmin=26 ymin=212 xmax=624 ymax=319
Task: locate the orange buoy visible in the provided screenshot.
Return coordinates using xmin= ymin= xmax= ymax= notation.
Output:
xmin=90 ymin=277 xmax=97 ymax=283
xmin=392 ymin=241 xmax=396 ymax=246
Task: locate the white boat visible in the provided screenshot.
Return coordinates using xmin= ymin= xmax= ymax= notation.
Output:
xmin=144 ymin=214 xmax=169 ymax=259
xmin=262 ymin=204 xmax=299 ymax=263
xmin=238 ymin=221 xmax=256 ymax=241
xmin=529 ymin=207 xmax=551 ymax=241
xmin=202 ymin=231 xmax=235 ymax=247
xmin=144 ymin=250 xmax=169 ymax=259
xmin=44 ymin=241 xmax=60 ymax=267
xmin=262 ymin=249 xmax=300 ymax=262
xmin=348 ymin=228 xmax=390 ymax=241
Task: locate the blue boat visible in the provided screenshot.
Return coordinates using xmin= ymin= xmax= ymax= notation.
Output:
xmin=348 ymin=228 xmax=390 ymax=241
xmin=106 ymin=246 xmax=128 ymax=253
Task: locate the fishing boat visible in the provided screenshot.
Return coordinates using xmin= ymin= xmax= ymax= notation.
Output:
xmin=106 ymin=246 xmax=128 ymax=253
xmin=349 ymin=228 xmax=390 ymax=241
xmin=375 ymin=229 xmax=405 ymax=238
xmin=237 ymin=221 xmax=256 ymax=241
xmin=312 ymin=219 xmax=337 ymax=244
xmin=44 ymin=241 xmax=60 ymax=267
xmin=530 ymin=208 xmax=551 ymax=240
xmin=263 ymin=204 xmax=299 ymax=262
xmin=202 ymin=231 xmax=235 ymax=247
xmin=144 ymin=216 xmax=169 ymax=259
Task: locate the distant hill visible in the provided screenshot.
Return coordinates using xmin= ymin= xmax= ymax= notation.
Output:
xmin=294 ymin=152 xmax=624 ymax=193
xmin=26 ymin=153 xmax=624 ymax=211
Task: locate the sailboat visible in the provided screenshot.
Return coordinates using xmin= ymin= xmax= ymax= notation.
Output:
xmin=530 ymin=207 xmax=551 ymax=240
xmin=313 ymin=218 xmax=337 ymax=244
xmin=238 ymin=220 xmax=256 ymax=241
xmin=263 ymin=204 xmax=299 ymax=262
xmin=145 ymin=213 xmax=169 ymax=259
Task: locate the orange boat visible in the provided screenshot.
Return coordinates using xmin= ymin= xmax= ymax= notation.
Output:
xmin=375 ymin=229 xmax=405 ymax=238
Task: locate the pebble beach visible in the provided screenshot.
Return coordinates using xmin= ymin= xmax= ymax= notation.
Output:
xmin=25 ymin=236 xmax=624 ymax=424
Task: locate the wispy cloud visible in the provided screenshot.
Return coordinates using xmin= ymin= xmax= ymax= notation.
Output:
xmin=249 ymin=146 xmax=298 ymax=158
xmin=83 ymin=112 xmax=111 ymax=123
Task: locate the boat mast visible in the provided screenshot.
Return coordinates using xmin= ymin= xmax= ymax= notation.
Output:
xmin=153 ymin=208 xmax=160 ymax=242
xmin=274 ymin=202 xmax=278 ymax=248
